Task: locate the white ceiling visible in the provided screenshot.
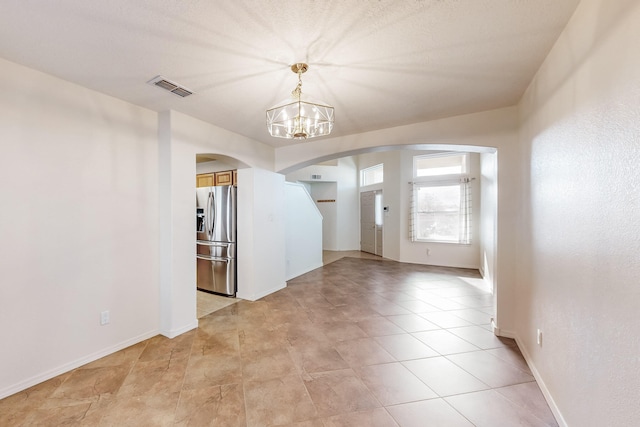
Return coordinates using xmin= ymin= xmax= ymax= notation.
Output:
xmin=0 ymin=1 xmax=580 ymax=148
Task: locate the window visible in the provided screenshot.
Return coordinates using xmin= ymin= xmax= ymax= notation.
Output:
xmin=361 ymin=163 xmax=383 ymax=186
xmin=411 ymin=153 xmax=472 ymax=244
xmin=375 ymin=191 xmax=383 ymax=226
xmin=415 ymin=153 xmax=467 ymax=177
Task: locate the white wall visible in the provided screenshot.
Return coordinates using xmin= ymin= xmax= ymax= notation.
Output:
xmin=334 ymin=157 xmax=360 ymax=251
xmin=0 ymin=61 xmax=287 ymax=397
xmin=195 ymin=160 xmax=237 ymax=174
xmin=285 ymin=158 xmax=360 ymax=251
xmin=311 ymin=182 xmax=338 ymax=250
xmin=516 ymin=0 xmax=640 ymax=425
xmin=160 ymin=111 xmax=279 ymax=335
xmin=236 ymin=168 xmax=287 ymax=300
xmin=275 ymin=109 xmax=518 ymax=175
xmin=0 ymin=57 xmax=159 ymax=398
xmin=158 ymin=111 xmax=198 ymax=338
xmin=284 ymin=183 xmax=323 ymax=280
xmin=480 ymin=152 xmax=498 ymax=290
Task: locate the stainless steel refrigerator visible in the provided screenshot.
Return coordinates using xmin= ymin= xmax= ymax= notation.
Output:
xmin=196 ymin=185 xmax=236 ymax=296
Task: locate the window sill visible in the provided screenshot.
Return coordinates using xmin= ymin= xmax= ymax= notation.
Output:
xmin=413 ymin=239 xmax=472 ymax=246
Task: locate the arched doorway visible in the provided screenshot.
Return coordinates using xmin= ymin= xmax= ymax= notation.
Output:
xmin=279 ymin=144 xmax=499 ymax=332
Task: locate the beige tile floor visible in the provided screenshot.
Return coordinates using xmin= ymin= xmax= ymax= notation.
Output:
xmin=0 ymin=254 xmax=558 ymax=426
xmin=322 ymin=250 xmax=384 ymax=265
xmin=197 ymin=290 xmax=238 ymax=318
xmin=195 ymin=248 xmax=372 ymax=319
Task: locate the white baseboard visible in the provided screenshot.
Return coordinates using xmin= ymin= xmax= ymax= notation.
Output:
xmin=0 ymin=329 xmax=158 ymax=400
xmin=286 ymin=262 xmax=323 ymax=281
xmin=160 ymin=319 xmax=198 ymax=339
xmin=237 ymin=282 xmax=287 ymax=301
xmin=494 ymin=326 xmax=516 ymax=339
xmin=494 ymin=329 xmax=568 ymax=427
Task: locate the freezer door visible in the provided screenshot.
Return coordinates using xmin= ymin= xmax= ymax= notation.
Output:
xmin=196 ymin=254 xmax=236 ymax=296
xmin=196 ymin=241 xmax=235 ymax=258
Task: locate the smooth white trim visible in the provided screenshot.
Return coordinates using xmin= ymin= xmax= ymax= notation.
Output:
xmin=237 ymin=282 xmax=287 ymax=302
xmin=287 ymin=262 xmax=323 ymax=282
xmin=420 ymin=262 xmax=481 ymax=270
xmin=160 ymin=319 xmax=198 ymax=339
xmin=285 ymin=181 xmax=323 ymax=218
xmin=494 ymin=327 xmax=516 ymax=339
xmin=494 ymin=330 xmax=568 ymax=427
xmin=491 ymin=318 xmax=499 ymax=336
xmin=0 ymin=329 xmax=159 ymax=400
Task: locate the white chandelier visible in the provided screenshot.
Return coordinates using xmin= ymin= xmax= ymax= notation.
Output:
xmin=266 ymin=63 xmax=334 ymax=140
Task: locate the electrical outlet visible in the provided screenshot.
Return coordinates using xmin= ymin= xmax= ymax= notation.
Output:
xmin=537 ymin=328 xmax=542 ymax=346
xmin=100 ymin=310 xmax=110 ymax=326
xmin=426 ymin=248 xmax=431 ymax=256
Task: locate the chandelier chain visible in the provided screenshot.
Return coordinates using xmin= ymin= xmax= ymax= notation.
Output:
xmin=292 ymin=69 xmax=303 ymax=98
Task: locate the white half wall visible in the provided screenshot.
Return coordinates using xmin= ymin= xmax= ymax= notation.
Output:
xmin=284 ymin=183 xmax=323 ymax=280
xmin=0 ymin=57 xmax=159 ymax=398
xmin=516 ymin=0 xmax=640 ymax=425
xmin=237 ymin=168 xmax=286 ymax=300
xmin=285 ymin=158 xmax=360 ymax=251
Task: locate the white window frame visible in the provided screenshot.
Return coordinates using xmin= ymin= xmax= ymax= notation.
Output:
xmin=360 ymin=163 xmax=384 ymax=187
xmin=410 ymin=153 xmax=472 ymax=245
xmin=414 ymin=152 xmax=468 ymax=178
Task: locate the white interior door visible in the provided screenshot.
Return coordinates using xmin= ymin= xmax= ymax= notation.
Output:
xmin=360 ymin=191 xmax=376 ymax=254
xmin=374 ymin=191 xmax=383 ymax=256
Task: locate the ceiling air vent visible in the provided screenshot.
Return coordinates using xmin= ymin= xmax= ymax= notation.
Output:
xmin=147 ymin=75 xmax=193 ymax=98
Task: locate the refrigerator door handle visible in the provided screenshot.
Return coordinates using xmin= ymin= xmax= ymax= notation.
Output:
xmin=226 ymin=185 xmax=232 ymax=239
xmin=206 ymin=191 xmax=213 ymax=237
xmin=196 ymin=254 xmax=230 ymax=263
xmin=196 ymin=241 xmax=232 ymax=247
xmin=210 ymin=189 xmax=217 ymax=236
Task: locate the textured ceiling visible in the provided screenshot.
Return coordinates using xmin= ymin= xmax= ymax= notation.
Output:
xmin=0 ymin=0 xmax=580 ymax=147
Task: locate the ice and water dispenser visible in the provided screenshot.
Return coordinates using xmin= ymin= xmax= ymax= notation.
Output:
xmin=196 ymin=208 xmax=205 ymax=233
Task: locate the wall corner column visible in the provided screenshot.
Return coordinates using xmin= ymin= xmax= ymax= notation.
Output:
xmin=158 ymin=110 xmax=198 ymax=338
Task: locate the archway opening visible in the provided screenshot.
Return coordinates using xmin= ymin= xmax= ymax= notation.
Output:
xmin=281 ymin=144 xmax=499 ymax=321
xmin=194 ymin=153 xmax=250 ymax=318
